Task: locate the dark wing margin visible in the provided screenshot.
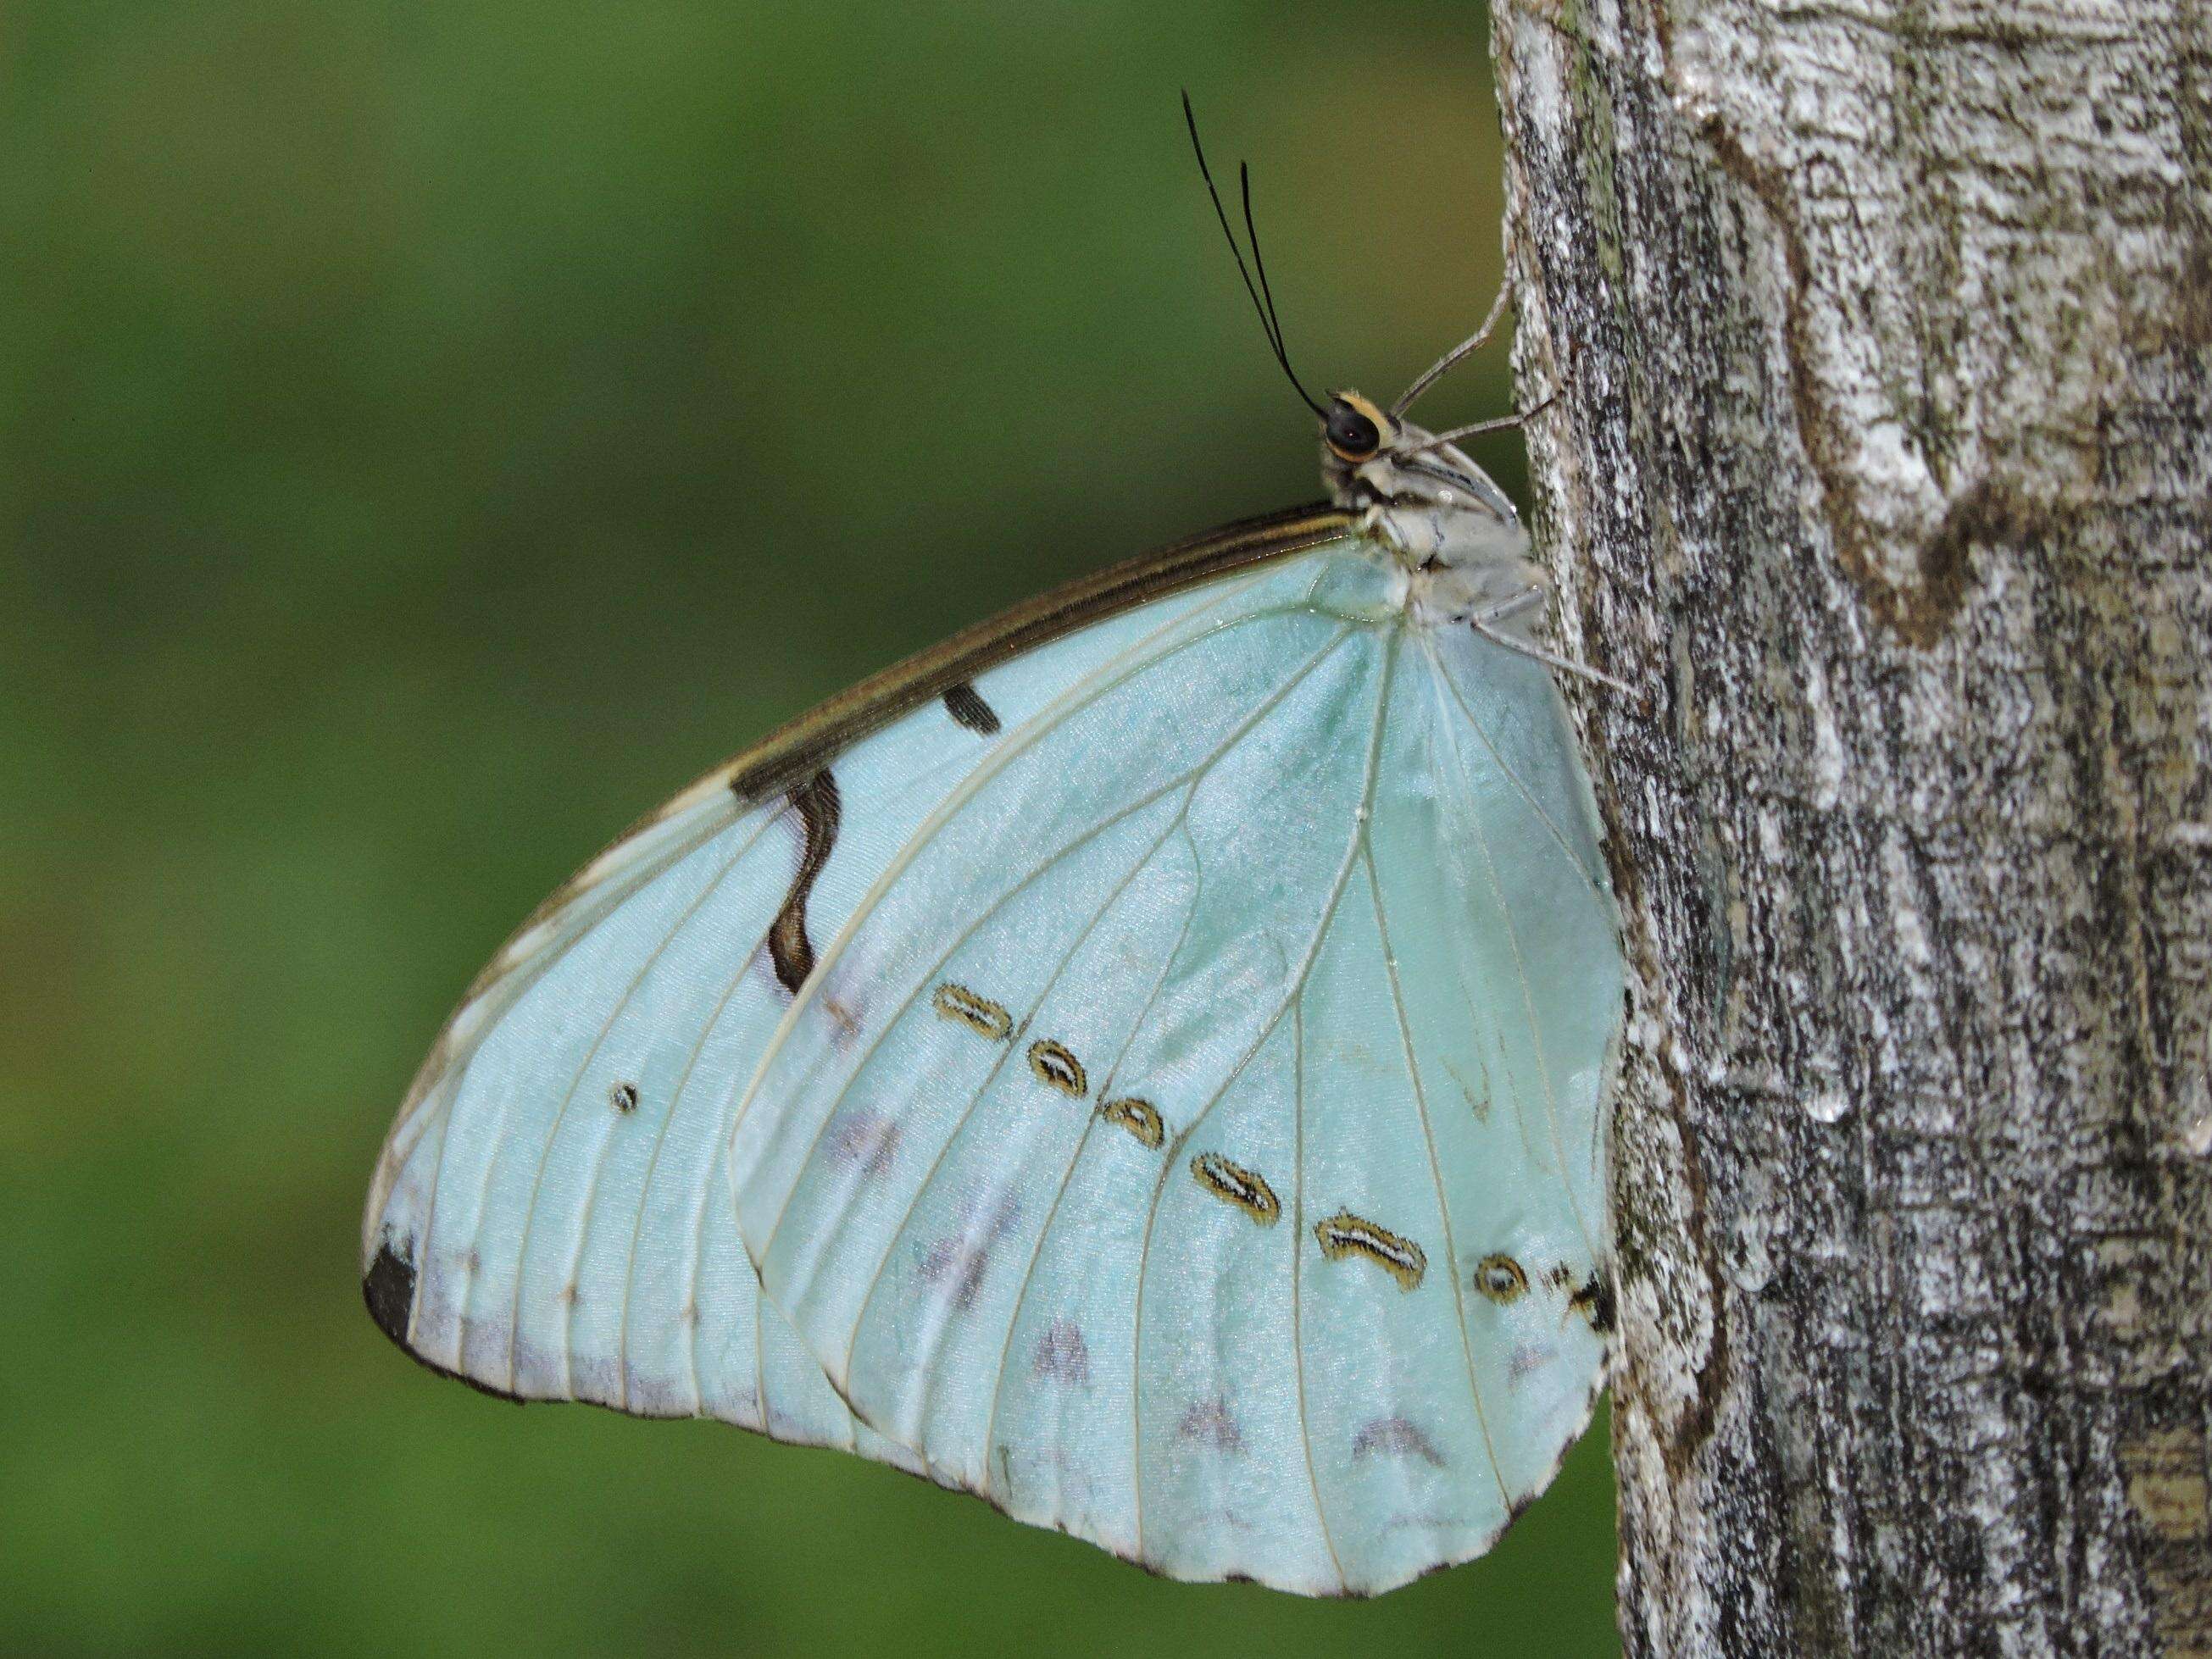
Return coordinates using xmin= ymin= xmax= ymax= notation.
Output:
xmin=363 ymin=1239 xmax=526 ymax=1403
xmin=720 ymin=503 xmax=1353 ymax=801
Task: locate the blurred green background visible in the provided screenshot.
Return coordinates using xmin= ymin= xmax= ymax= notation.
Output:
xmin=3 ymin=2 xmax=1615 ymax=1652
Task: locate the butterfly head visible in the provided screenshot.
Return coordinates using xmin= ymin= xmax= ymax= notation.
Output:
xmin=1319 ymin=390 xmax=1543 ymax=627
xmin=1321 ymin=388 xmax=1526 ymax=539
xmin=1319 ymin=390 xmax=1516 ymax=519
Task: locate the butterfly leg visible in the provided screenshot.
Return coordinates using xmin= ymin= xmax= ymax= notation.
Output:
xmin=1390 ymin=281 xmax=1514 ymax=419
xmin=1467 ymin=593 xmax=1632 ymax=696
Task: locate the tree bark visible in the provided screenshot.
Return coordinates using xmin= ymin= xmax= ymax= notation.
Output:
xmin=1491 ymin=0 xmax=2212 ymax=1652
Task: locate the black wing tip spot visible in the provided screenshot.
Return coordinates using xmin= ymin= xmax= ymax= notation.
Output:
xmin=942 ymin=681 xmax=1002 ymax=735
xmin=363 ymin=1240 xmax=417 ymax=1346
xmin=363 ymin=1239 xmax=529 ymax=1406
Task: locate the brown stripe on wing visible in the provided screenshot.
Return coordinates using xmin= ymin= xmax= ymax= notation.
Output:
xmin=767 ymin=768 xmax=842 ymax=994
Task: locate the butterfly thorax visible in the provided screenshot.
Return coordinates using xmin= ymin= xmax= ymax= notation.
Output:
xmin=1319 ymin=390 xmax=1545 ymax=635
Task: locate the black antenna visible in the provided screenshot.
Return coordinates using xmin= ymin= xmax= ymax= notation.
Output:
xmin=1181 ymin=92 xmax=1325 ymax=417
xmin=1241 ymin=165 xmax=1294 ymax=380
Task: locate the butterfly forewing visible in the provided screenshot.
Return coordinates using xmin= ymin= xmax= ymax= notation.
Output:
xmin=359 ymin=508 xmax=1352 ymax=1466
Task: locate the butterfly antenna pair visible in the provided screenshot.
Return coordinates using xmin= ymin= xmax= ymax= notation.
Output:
xmin=1182 ymin=92 xmax=1326 ymax=419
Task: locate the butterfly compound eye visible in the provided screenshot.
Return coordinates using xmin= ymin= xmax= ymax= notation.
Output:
xmin=1324 ymin=398 xmax=1382 ymax=463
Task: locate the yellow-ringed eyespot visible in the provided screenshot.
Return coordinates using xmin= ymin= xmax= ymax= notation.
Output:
xmin=1473 ymin=1252 xmax=1531 ymax=1305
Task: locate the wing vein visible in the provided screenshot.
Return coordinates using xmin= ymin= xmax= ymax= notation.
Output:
xmin=1431 ymin=641 xmax=1609 ymax=902
xmin=671 ymin=960 xmax=780 ymax=1412
xmin=395 ymin=1078 xmax=463 ymax=1348
xmin=752 ymin=1260 xmax=770 ymax=1434
xmin=1290 ymin=986 xmax=1351 ymax=1590
xmin=397 ymin=796 xmax=747 ymax=1365
xmin=490 ymin=809 xmax=781 ymax=1392
xmin=605 ymin=805 xmax=812 ymax=1410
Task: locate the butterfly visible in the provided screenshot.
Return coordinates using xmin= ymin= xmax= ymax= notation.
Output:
xmin=361 ymin=107 xmax=1625 ymax=1598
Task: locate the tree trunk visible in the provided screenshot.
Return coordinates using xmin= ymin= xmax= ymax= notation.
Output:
xmin=1490 ymin=0 xmax=2212 ymax=1651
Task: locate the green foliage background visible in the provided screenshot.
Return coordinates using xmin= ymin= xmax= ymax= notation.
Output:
xmin=2 ymin=3 xmax=1617 ymax=1652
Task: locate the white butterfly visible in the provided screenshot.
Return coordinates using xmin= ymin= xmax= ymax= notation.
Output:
xmin=362 ymin=123 xmax=1624 ymax=1597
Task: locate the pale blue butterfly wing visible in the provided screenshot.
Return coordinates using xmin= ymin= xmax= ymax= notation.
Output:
xmin=359 ymin=510 xmax=1348 ymax=1472
xmin=726 ymin=538 xmax=1624 ymax=1595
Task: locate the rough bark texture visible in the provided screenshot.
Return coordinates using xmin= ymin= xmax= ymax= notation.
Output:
xmin=1491 ymin=0 xmax=2212 ymax=1652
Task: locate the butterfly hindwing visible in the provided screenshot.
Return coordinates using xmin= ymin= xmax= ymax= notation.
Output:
xmin=726 ymin=538 xmax=1624 ymax=1595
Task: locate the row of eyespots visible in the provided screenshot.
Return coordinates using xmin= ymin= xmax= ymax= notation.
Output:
xmin=647 ymin=974 xmax=1558 ymax=1314
xmin=919 ymin=996 xmax=1428 ymax=1288
xmin=1313 ymin=1210 xmax=1427 ymax=1291
xmin=575 ymin=1067 xmax=1553 ymax=1318
xmin=624 ymin=1099 xmax=1555 ymax=1327
xmin=930 ymin=982 xmax=1163 ymax=1149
